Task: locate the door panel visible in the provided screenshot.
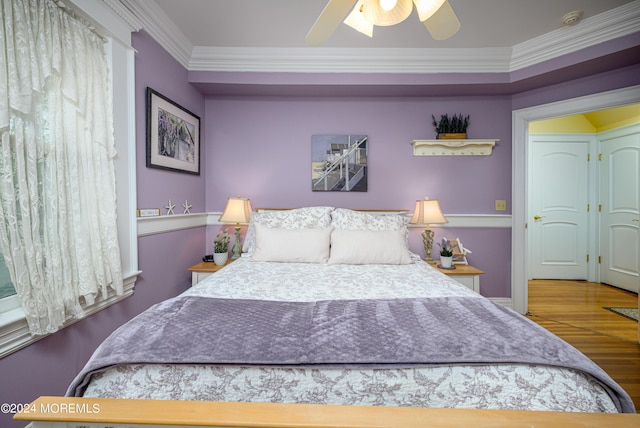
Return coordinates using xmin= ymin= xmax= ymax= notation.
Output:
xmin=600 ymin=134 xmax=639 ymax=292
xmin=530 ymin=138 xmax=589 ymax=279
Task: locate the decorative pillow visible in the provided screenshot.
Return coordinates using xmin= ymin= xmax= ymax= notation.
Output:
xmin=252 ymin=224 xmax=332 ymax=263
xmin=328 ymin=229 xmax=412 ymax=265
xmin=243 ymin=206 xmax=334 ymax=255
xmin=330 ymin=208 xmax=409 ymax=247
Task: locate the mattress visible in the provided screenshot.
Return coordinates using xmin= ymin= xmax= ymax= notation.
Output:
xmin=75 ymin=257 xmax=632 ymax=413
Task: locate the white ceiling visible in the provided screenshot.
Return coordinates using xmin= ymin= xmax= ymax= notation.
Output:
xmin=150 ymin=0 xmax=635 ymax=49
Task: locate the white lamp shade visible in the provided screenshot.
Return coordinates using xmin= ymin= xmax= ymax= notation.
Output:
xmin=219 ymin=197 xmax=252 ymax=224
xmin=344 ymin=0 xmax=374 ymax=37
xmin=410 ymin=198 xmax=447 ymax=225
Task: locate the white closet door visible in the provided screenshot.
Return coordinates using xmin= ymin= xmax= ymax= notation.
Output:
xmin=530 ymin=137 xmax=589 ymax=279
xmin=600 ymin=131 xmax=639 ymax=293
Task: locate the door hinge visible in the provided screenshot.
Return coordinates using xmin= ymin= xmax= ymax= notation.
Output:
xmin=598 ymin=256 xmax=602 ymax=264
xmin=598 ymin=153 xmax=602 ymax=161
xmin=598 ymin=204 xmax=602 ymax=212
xmin=587 ymin=204 xmax=590 ymax=212
xmin=586 ymin=254 xmax=589 ymax=263
xmin=588 ymin=153 xmax=590 ymax=161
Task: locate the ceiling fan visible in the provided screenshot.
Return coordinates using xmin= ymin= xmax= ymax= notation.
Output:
xmin=306 ymin=0 xmax=460 ymax=46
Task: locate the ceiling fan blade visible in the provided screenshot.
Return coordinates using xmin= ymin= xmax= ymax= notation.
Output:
xmin=306 ymin=0 xmax=358 ymax=46
xmin=423 ymin=0 xmax=460 ymax=40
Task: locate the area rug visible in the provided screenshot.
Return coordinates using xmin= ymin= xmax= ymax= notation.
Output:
xmin=604 ymin=307 xmax=639 ymax=322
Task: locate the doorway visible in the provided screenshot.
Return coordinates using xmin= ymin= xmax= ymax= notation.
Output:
xmin=527 ymin=108 xmax=639 ymax=291
xmin=511 ymin=85 xmax=640 ymax=316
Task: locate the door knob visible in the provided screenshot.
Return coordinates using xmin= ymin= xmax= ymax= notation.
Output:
xmin=533 ymin=215 xmax=545 ymax=220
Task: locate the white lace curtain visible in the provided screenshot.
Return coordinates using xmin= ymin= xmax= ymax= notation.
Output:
xmin=0 ymin=0 xmax=123 ymax=335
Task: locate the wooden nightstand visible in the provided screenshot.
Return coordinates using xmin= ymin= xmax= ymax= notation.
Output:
xmin=187 ymin=260 xmax=232 ymax=286
xmin=434 ymin=264 xmax=484 ymax=293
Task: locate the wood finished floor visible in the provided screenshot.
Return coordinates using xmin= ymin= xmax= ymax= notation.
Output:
xmin=526 ymin=280 xmax=640 ymax=412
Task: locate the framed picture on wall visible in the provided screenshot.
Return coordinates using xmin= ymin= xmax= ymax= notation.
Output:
xmin=311 ymin=134 xmax=368 ymax=192
xmin=146 ymin=87 xmax=201 ymax=175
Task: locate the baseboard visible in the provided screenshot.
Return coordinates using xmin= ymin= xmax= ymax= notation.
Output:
xmin=488 ymin=297 xmax=512 ymax=309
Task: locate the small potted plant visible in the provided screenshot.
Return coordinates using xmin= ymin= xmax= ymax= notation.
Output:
xmin=438 ymin=238 xmax=455 ymax=269
xmin=213 ymin=229 xmax=230 ymax=266
xmin=432 ymin=113 xmax=470 ymax=139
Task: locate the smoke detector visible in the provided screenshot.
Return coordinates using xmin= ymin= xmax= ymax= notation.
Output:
xmin=561 ymin=10 xmax=584 ymax=26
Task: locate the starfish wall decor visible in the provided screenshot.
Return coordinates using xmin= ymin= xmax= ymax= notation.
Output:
xmin=183 ymin=200 xmax=192 ymax=214
xmin=165 ymin=199 xmax=175 ymax=215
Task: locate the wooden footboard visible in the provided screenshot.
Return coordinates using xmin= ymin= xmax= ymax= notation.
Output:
xmin=14 ymin=396 xmax=640 ymax=428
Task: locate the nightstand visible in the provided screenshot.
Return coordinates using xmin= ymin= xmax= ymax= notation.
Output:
xmin=187 ymin=260 xmax=232 ymax=286
xmin=434 ymin=264 xmax=484 ymax=293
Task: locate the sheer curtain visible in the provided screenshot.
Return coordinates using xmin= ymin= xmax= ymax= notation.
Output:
xmin=0 ymin=0 xmax=123 ymax=335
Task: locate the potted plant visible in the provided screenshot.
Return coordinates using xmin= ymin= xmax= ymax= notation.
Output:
xmin=438 ymin=238 xmax=454 ymax=269
xmin=213 ymin=229 xmax=230 ymax=266
xmin=432 ymin=113 xmax=470 ymax=139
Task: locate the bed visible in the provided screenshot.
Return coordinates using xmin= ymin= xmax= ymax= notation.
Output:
xmin=64 ymin=207 xmax=635 ymax=416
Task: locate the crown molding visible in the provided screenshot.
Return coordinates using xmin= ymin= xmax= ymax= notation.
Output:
xmin=510 ymin=0 xmax=640 ymax=71
xmin=190 ymin=46 xmax=511 ymax=73
xmin=114 ymin=0 xmax=640 ymax=75
xmin=114 ymin=0 xmax=193 ymax=68
xmin=100 ymin=0 xmax=143 ymax=33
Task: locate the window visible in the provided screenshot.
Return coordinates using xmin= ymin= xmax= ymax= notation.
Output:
xmin=0 ymin=256 xmax=16 ymax=300
xmin=0 ymin=0 xmax=138 ymax=358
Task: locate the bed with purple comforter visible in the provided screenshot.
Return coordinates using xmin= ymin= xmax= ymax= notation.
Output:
xmin=67 ymin=207 xmax=635 ymax=413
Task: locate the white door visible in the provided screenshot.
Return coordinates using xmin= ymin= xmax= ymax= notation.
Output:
xmin=530 ymin=137 xmax=589 ymax=279
xmin=600 ymin=131 xmax=640 ymax=292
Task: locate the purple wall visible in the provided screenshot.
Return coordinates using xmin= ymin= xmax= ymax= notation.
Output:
xmin=205 ymin=96 xmax=512 ymax=212
xmin=132 ymin=29 xmax=207 ymax=289
xmin=134 ymin=31 xmax=207 ymax=211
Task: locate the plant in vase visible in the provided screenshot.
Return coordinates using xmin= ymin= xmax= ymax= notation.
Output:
xmin=213 ymin=229 xmax=230 ymax=266
xmin=438 ymin=238 xmax=454 ymax=269
xmin=432 ymin=113 xmax=470 ymax=139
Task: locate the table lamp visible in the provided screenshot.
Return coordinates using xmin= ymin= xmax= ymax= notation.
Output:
xmin=219 ymin=196 xmax=252 ymax=260
xmin=409 ymin=197 xmax=448 ymax=264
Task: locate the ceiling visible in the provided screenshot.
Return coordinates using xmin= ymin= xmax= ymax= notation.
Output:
xmin=150 ymin=0 xmax=635 ymax=50
xmin=116 ymin=0 xmax=640 ymax=96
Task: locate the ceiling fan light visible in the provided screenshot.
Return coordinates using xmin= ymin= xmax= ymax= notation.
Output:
xmin=413 ymin=0 xmax=446 ymax=22
xmin=362 ymin=0 xmax=412 ymax=26
xmin=423 ymin=0 xmax=460 ymax=40
xmin=380 ymin=0 xmax=398 ymax=11
xmin=344 ymin=0 xmax=374 ymax=37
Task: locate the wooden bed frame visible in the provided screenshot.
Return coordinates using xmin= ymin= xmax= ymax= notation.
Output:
xmin=14 ymin=396 xmax=640 ymax=427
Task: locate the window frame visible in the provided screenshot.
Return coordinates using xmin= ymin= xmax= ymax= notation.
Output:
xmin=0 ymin=0 xmax=139 ymax=358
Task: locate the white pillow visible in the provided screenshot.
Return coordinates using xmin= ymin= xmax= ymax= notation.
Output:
xmin=243 ymin=207 xmax=334 ymax=255
xmin=252 ymin=224 xmax=332 ymax=263
xmin=328 ymin=229 xmax=412 ymax=265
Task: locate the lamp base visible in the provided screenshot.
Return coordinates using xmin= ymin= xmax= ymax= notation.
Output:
xmin=421 ymin=227 xmax=435 ymax=264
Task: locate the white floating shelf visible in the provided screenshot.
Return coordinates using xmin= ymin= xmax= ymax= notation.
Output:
xmin=411 ymin=139 xmax=498 ymax=156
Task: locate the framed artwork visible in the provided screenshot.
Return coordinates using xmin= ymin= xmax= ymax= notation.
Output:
xmin=146 ymin=87 xmax=200 ymax=175
xmin=311 ymin=134 xmax=368 ymax=192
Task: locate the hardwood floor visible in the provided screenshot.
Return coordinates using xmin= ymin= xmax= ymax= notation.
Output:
xmin=527 ymin=280 xmax=640 ymax=412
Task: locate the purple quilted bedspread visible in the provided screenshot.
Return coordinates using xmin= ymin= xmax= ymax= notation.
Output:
xmin=66 ymin=295 xmax=635 ymax=413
